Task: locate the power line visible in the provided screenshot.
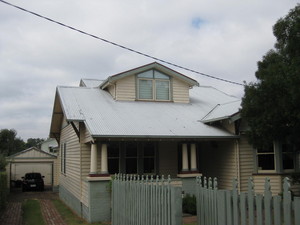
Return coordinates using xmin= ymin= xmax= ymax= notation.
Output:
xmin=0 ymin=0 xmax=244 ymax=86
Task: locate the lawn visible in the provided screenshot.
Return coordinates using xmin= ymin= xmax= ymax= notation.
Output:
xmin=22 ymin=199 xmax=45 ymax=225
xmin=52 ymin=199 xmax=105 ymax=225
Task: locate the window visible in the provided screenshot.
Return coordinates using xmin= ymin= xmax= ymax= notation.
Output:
xmin=257 ymin=144 xmax=275 ymax=172
xmin=282 ymin=142 xmax=295 ymax=171
xmin=107 ymin=143 xmax=120 ymax=174
xmin=61 ymin=143 xmax=66 ymax=174
xmin=143 ymin=143 xmax=155 ymax=174
xmin=125 ymin=143 xmax=138 ymax=174
xmin=137 ymin=70 xmax=170 ymax=101
xmin=106 ymin=142 xmax=156 ymax=175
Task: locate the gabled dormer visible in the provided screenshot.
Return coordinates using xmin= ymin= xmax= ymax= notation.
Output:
xmin=100 ymin=62 xmax=199 ymax=103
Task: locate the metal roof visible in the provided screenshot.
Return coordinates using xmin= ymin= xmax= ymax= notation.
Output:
xmin=100 ymin=62 xmax=199 ymax=89
xmin=80 ymin=79 xmax=103 ymax=88
xmin=201 ymin=100 xmax=241 ymax=123
xmin=56 ymin=85 xmax=240 ymax=139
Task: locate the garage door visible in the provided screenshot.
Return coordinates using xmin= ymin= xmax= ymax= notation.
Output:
xmin=11 ymin=163 xmax=53 ymax=186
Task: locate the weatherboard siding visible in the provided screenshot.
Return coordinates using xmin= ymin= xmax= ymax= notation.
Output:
xmin=239 ymin=135 xmax=255 ymax=192
xmin=108 ymin=85 xmax=115 ymax=99
xmin=253 ymin=174 xmax=282 ymax=194
xmin=199 ymin=141 xmax=237 ymax=190
xmin=172 ymin=78 xmax=190 ymax=103
xmin=115 ymin=75 xmax=136 ymax=101
xmin=80 ymin=123 xmax=93 ymax=144
xmin=81 ymin=143 xmax=91 ymax=178
xmin=60 ymin=124 xmax=82 ymax=203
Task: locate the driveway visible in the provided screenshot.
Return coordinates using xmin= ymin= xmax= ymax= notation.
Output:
xmin=0 ymin=188 xmax=66 ymax=225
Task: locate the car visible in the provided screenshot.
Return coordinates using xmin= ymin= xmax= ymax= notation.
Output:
xmin=22 ymin=172 xmax=45 ymax=192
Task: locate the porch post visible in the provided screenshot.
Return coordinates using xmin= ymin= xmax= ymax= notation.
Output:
xmin=90 ymin=143 xmax=98 ymax=174
xmin=101 ymin=144 xmax=108 ymax=174
xmin=190 ymin=143 xmax=197 ymax=171
xmin=182 ymin=143 xmax=189 ymax=172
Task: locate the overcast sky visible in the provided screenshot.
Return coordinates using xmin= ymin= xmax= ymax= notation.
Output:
xmin=0 ymin=0 xmax=298 ymax=141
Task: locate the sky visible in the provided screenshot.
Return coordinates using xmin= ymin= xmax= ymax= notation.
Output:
xmin=0 ymin=0 xmax=298 ymax=141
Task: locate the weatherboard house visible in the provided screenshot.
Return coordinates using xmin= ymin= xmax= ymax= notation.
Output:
xmin=49 ymin=62 xmax=299 ymax=222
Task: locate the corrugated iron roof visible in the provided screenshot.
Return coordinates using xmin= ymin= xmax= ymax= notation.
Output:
xmin=201 ymin=100 xmax=241 ymax=123
xmin=56 ymin=85 xmax=240 ymax=138
xmin=80 ymin=79 xmax=103 ymax=88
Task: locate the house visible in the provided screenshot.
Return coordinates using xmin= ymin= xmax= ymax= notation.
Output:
xmin=49 ymin=62 xmax=299 ymax=223
xmin=38 ymin=138 xmax=59 ymax=155
xmin=6 ymin=147 xmax=58 ymax=191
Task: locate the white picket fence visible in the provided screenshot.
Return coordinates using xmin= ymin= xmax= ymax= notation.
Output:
xmin=112 ymin=174 xmax=182 ymax=225
xmin=196 ymin=176 xmax=300 ymax=225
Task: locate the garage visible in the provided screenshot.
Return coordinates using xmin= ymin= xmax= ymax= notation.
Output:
xmin=10 ymin=162 xmax=53 ymax=185
xmin=6 ymin=147 xmax=58 ymax=190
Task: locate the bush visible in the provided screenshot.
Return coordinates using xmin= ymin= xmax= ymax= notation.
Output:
xmin=0 ymin=172 xmax=8 ymax=211
xmin=0 ymin=154 xmax=7 ymax=171
xmin=182 ymin=194 xmax=196 ymax=215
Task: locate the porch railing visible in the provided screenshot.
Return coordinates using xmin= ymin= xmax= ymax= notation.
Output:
xmin=112 ymin=174 xmax=182 ymax=225
xmin=196 ymin=176 xmax=300 ymax=225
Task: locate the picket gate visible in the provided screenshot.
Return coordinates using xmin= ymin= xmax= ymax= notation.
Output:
xmin=112 ymin=174 xmax=182 ymax=225
xmin=196 ymin=176 xmax=300 ymax=225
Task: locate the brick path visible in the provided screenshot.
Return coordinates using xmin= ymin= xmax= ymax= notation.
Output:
xmin=0 ymin=202 xmax=22 ymax=225
xmin=183 ymin=215 xmax=197 ymax=224
xmin=1 ymin=190 xmax=66 ymax=225
xmin=40 ymin=199 xmax=67 ymax=225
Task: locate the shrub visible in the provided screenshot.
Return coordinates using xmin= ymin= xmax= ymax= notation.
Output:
xmin=182 ymin=194 xmax=196 ymax=215
xmin=0 ymin=154 xmax=7 ymax=171
xmin=0 ymin=172 xmax=8 ymax=211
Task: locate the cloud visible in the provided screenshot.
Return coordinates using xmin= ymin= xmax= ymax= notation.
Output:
xmin=0 ymin=0 xmax=299 ymax=140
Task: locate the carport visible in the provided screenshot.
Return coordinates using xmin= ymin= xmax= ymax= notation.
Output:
xmin=6 ymin=147 xmax=58 ymax=191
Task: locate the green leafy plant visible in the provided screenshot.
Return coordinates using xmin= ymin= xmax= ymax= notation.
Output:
xmin=0 ymin=172 xmax=8 ymax=211
xmin=182 ymin=194 xmax=196 ymax=215
xmin=0 ymin=154 xmax=7 ymax=171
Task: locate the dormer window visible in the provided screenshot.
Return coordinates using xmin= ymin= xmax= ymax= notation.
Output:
xmin=137 ymin=70 xmax=170 ymax=101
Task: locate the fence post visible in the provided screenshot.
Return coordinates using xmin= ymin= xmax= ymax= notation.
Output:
xmin=247 ymin=177 xmax=255 ymax=225
xmin=171 ymin=185 xmax=182 ymax=225
xmin=264 ymin=177 xmax=272 ymax=225
xmin=273 ymin=195 xmax=282 ymax=225
xmin=256 ymin=194 xmax=263 ymax=225
xmin=294 ymin=197 xmax=300 ymax=224
xmin=283 ymin=177 xmax=292 ymax=225
xmin=217 ymin=190 xmax=227 ymax=225
xmin=240 ymin=192 xmax=247 ymax=225
xmin=232 ymin=178 xmax=239 ymax=225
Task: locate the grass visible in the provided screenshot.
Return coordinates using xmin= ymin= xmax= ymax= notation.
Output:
xmin=22 ymin=199 xmax=45 ymax=225
xmin=52 ymin=199 xmax=105 ymax=225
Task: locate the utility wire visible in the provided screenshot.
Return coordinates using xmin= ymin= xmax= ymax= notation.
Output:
xmin=0 ymin=0 xmax=244 ymax=86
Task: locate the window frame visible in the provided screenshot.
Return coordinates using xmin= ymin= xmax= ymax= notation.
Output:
xmin=256 ymin=144 xmax=276 ymax=173
xmin=282 ymin=142 xmax=296 ymax=173
xmin=137 ymin=70 xmax=171 ymax=101
xmin=60 ymin=142 xmax=66 ymax=174
xmin=107 ymin=143 xmax=120 ymax=175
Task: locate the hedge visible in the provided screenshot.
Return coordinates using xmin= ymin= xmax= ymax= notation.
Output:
xmin=0 ymin=172 xmax=8 ymax=211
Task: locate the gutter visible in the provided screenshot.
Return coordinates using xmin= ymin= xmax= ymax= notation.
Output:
xmin=91 ymin=134 xmax=240 ymax=140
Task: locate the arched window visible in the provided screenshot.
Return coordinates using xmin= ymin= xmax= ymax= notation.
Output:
xmin=137 ymin=70 xmax=170 ymax=101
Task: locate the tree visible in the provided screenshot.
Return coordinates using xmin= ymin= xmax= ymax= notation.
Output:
xmin=0 ymin=129 xmax=25 ymax=156
xmin=0 ymin=154 xmax=7 ymax=171
xmin=25 ymin=138 xmax=45 ymax=148
xmin=241 ymin=4 xmax=300 ymax=150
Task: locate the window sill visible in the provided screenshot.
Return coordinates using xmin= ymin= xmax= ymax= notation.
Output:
xmin=253 ymin=171 xmax=296 ymax=176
